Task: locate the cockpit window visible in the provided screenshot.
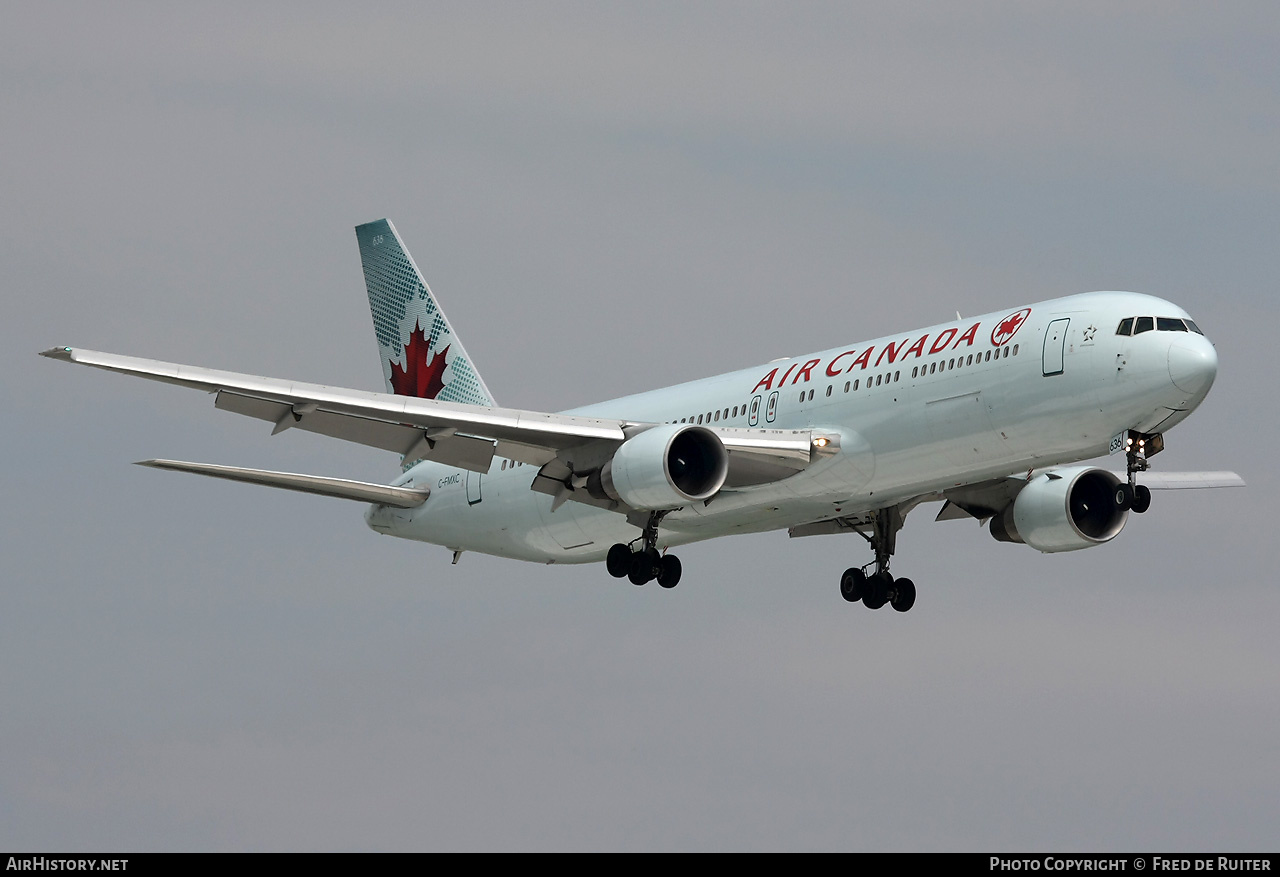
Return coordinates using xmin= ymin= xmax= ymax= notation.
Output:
xmin=1122 ymin=315 xmax=1204 ymax=336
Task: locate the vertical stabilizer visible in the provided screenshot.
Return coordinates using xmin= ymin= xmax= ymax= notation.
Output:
xmin=356 ymin=219 xmax=497 ymax=407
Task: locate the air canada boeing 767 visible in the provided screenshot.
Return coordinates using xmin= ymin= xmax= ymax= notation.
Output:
xmin=43 ymin=219 xmax=1242 ymax=611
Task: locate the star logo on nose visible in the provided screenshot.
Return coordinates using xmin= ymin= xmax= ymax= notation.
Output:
xmin=1083 ymin=325 xmax=1097 ymax=342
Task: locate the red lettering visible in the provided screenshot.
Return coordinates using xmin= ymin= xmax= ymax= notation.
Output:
xmin=952 ymin=322 xmax=980 ymax=349
xmin=929 ymin=328 xmax=957 ymax=354
xmin=904 ymin=335 xmax=928 ymax=359
xmin=751 ymin=367 xmax=779 ymax=394
xmin=826 ymin=350 xmax=857 ymax=377
xmin=850 ymin=347 xmax=875 ymax=371
xmin=777 ymin=362 xmax=798 ymax=386
xmin=792 ymin=358 xmax=820 ymax=384
xmin=876 ymin=338 xmax=909 ymax=367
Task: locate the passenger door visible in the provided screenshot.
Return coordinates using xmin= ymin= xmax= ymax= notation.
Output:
xmin=1043 ymin=318 xmax=1070 ymax=376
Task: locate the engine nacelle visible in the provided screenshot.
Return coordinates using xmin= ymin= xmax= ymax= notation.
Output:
xmin=990 ymin=466 xmax=1128 ymax=553
xmin=590 ymin=424 xmax=729 ymax=511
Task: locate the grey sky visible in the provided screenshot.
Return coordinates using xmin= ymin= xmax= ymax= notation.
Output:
xmin=3 ymin=2 xmax=1278 ymax=851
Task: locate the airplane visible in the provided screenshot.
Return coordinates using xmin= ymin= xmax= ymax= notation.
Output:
xmin=42 ymin=219 xmax=1243 ymax=611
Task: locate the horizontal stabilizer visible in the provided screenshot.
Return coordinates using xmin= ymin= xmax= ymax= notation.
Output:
xmin=136 ymin=459 xmax=430 ymax=508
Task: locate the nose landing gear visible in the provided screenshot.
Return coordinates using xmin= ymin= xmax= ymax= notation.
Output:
xmin=1122 ymin=430 xmax=1159 ymax=514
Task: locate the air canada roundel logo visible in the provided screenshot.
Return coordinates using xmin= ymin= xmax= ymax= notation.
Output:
xmin=991 ymin=308 xmax=1031 ymax=346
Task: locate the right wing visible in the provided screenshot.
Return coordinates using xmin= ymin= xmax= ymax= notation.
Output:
xmin=42 ymin=346 xmax=628 ymax=472
xmin=43 ymin=347 xmax=827 ymax=507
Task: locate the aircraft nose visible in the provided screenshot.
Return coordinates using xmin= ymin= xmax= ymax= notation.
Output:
xmin=1168 ymin=336 xmax=1218 ymax=395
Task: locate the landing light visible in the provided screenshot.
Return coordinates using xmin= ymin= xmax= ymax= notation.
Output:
xmin=813 ymin=437 xmax=829 ymax=448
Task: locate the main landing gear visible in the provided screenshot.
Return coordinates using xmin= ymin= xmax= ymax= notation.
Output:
xmin=1115 ymin=430 xmax=1158 ymax=514
xmin=839 ymin=506 xmax=916 ymax=612
xmin=606 ymin=511 xmax=682 ymax=589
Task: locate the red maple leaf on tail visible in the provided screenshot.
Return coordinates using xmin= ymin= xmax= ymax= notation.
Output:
xmin=390 ymin=321 xmax=450 ymax=398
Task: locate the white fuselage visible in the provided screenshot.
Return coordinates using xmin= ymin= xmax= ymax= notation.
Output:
xmin=365 ymin=291 xmax=1218 ymax=563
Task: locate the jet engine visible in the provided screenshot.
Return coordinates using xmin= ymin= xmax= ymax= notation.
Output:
xmin=588 ymin=424 xmax=729 ymax=511
xmin=989 ymin=466 xmax=1128 ymax=553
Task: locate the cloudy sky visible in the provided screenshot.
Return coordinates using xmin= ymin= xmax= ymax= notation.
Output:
xmin=3 ymin=2 xmax=1278 ymax=851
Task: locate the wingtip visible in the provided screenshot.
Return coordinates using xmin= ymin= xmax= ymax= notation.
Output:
xmin=39 ymin=346 xmax=74 ymax=360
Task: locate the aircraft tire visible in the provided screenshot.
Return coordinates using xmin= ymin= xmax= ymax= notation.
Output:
xmin=629 ymin=548 xmax=660 ymax=586
xmin=890 ymin=577 xmax=916 ymax=612
xmin=840 ymin=568 xmax=865 ymax=603
xmin=606 ymin=543 xmax=632 ymax=578
xmin=657 ymin=555 xmax=682 ymax=589
xmin=863 ymin=572 xmax=890 ymax=610
xmin=1131 ymin=484 xmax=1152 ymax=514
xmin=628 ymin=560 xmax=651 ymax=586
xmin=1114 ymin=484 xmax=1134 ymax=511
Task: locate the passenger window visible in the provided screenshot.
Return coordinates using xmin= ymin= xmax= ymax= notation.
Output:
xmin=799 ymin=392 xmax=805 ymax=403
xmin=844 ymin=381 xmax=850 ymax=393
xmin=1012 ymin=344 xmax=1019 ymax=355
xmin=1117 ymin=318 xmax=1133 ymax=336
xmin=808 ymin=389 xmax=814 ymax=401
xmin=1158 ymin=317 xmax=1188 ymax=332
xmin=966 ymin=355 xmax=973 ymax=366
xmin=1134 ymin=316 xmax=1154 ymax=334
xmin=697 ymin=414 xmax=703 ymax=424
xmin=875 ymin=374 xmax=882 ymax=386
xmin=825 ymin=385 xmax=832 ymax=397
xmin=854 ymin=379 xmax=860 ymax=391
xmin=912 ymin=367 xmax=918 ymax=378
xmin=894 ymin=370 xmax=899 ymax=381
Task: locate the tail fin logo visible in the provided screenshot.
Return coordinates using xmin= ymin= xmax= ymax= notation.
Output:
xmin=390 ymin=320 xmax=450 ymax=399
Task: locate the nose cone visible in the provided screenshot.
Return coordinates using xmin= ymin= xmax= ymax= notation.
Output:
xmin=1168 ymin=337 xmax=1218 ymax=396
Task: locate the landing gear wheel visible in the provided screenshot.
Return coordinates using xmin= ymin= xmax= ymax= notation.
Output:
xmin=863 ymin=572 xmax=891 ymax=610
xmin=656 ymin=555 xmax=682 ymax=589
xmin=890 ymin=577 xmax=916 ymax=612
xmin=1114 ymin=483 xmax=1134 ymax=511
xmin=606 ymin=543 xmax=632 ymax=578
xmin=628 ymin=548 xmax=661 ymax=586
xmin=840 ymin=568 xmax=866 ymax=603
xmin=1131 ymin=484 xmax=1151 ymax=514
